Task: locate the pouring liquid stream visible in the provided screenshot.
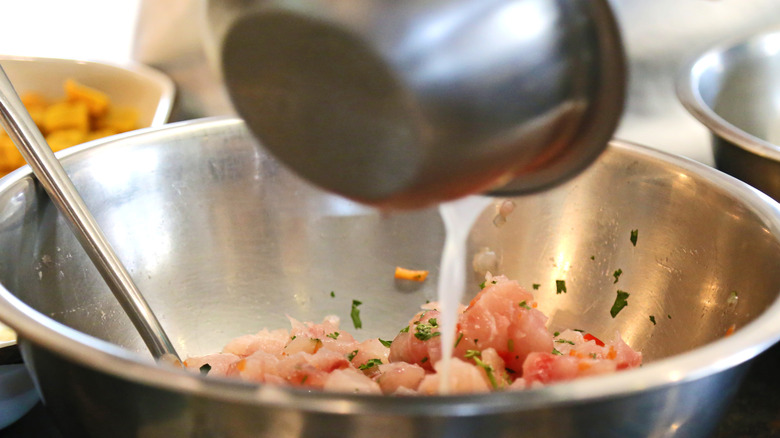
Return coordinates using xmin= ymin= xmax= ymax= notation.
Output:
xmin=436 ymin=195 xmax=494 ymax=394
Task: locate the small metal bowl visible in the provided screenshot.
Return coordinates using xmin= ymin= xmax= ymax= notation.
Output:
xmin=678 ymin=29 xmax=780 ymax=200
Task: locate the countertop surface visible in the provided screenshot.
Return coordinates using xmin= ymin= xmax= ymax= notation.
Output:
xmin=2 ymin=0 xmax=780 ymax=436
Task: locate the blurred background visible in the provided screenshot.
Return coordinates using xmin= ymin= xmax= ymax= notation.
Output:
xmin=2 ymin=0 xmax=780 ymax=166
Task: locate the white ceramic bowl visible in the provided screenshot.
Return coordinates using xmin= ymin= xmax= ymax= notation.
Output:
xmin=0 ymin=55 xmax=175 ymax=430
xmin=0 ymin=55 xmax=175 ymax=128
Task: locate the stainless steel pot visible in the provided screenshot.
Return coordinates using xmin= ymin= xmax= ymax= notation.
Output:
xmin=0 ymin=118 xmax=779 ymax=437
xmin=678 ymin=29 xmax=780 ymax=202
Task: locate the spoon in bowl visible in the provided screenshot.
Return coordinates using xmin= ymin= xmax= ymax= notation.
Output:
xmin=0 ymin=66 xmax=180 ymax=364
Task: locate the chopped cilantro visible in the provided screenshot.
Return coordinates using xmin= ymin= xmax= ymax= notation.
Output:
xmin=553 ymin=331 xmax=560 ymax=337
xmin=630 ymin=229 xmax=638 ymax=246
xmin=474 ymin=339 xmax=479 ymax=345
xmin=667 ymin=314 xmax=672 ymax=319
xmin=573 ymin=329 xmax=584 ymax=333
xmin=649 ymin=315 xmax=656 ymax=325
xmin=508 ymin=339 xmax=514 ymax=352
xmin=350 ymin=300 xmax=363 ymax=329
xmin=347 ymin=350 xmax=359 ymax=361
xmin=590 ymin=255 xmax=595 ymax=260
xmin=556 ymin=339 xmax=575 ymax=345
xmin=610 ymin=290 xmax=630 ymax=318
xmin=479 ymin=281 xmax=486 ymax=289
xmin=519 ymin=301 xmax=531 ymax=310
xmin=590 ymin=353 xmax=598 ymax=359
xmin=454 ymin=332 xmax=464 ymax=348
xmin=472 ymin=356 xmax=498 ymax=389
xmin=290 ymin=335 xmax=297 ymax=340
xmin=330 ymin=291 xmax=335 ymax=298
xmin=199 ymin=364 xmax=211 ymax=375
xmin=301 ymin=375 xmax=308 ymax=384
xmin=556 ymin=280 xmax=567 ymax=294
xmin=379 ymin=338 xmax=393 ymax=348
xmin=551 ymin=348 xmax=563 ymax=356
xmin=326 ymin=332 xmax=340 ymax=339
xmin=420 ymin=357 xmax=429 ymax=364
xmin=506 ymin=367 xmax=516 ymax=374
xmin=532 ymin=283 xmax=540 ymax=290
xmin=613 ymin=268 xmax=623 ymax=284
xmin=358 ymin=358 xmax=383 ymax=370
xmin=465 ymin=349 xmax=481 ymax=359
xmin=399 ymin=325 xmax=410 ymax=333
xmin=414 ymin=322 xmax=441 ymax=341
xmin=428 ymin=318 xmax=438 ymax=326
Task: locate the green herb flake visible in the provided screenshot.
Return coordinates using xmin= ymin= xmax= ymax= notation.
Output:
xmin=667 ymin=314 xmax=672 ymax=319
xmin=358 ymin=358 xmax=383 ymax=370
xmin=474 ymin=339 xmax=479 ymax=345
xmin=630 ymin=229 xmax=639 ymax=246
xmin=610 ymin=290 xmax=630 ymax=318
xmin=556 ymin=280 xmax=567 ymax=294
xmin=465 ymin=349 xmax=481 ymax=359
xmin=551 ymin=348 xmax=563 ymax=356
xmin=613 ymin=268 xmax=623 ymax=284
xmin=454 ymin=332 xmax=464 ymax=348
xmin=350 ymin=300 xmax=363 ymax=329
xmin=199 ymin=364 xmax=211 ymax=375
xmin=508 ymin=339 xmax=515 ymax=352
xmin=301 ymin=375 xmax=308 ymax=384
xmin=347 ymin=350 xmax=359 ymax=361
xmin=420 ymin=356 xmax=429 ymax=364
xmin=506 ymin=367 xmax=516 ymax=374
xmin=330 ymin=291 xmax=335 ymax=298
xmin=573 ymin=328 xmax=585 ymax=333
xmin=479 ymin=281 xmax=486 ymax=289
xmin=590 ymin=255 xmax=596 ymax=260
xmin=649 ymin=315 xmax=656 ymax=325
xmin=414 ymin=322 xmax=441 ymax=341
xmin=326 ymin=332 xmax=340 ymax=340
xmin=399 ymin=325 xmax=410 ymax=333
xmin=590 ymin=353 xmax=598 ymax=359
xmin=290 ymin=335 xmax=297 ymax=340
xmin=532 ymin=283 xmax=541 ymax=290
xmin=556 ymin=339 xmax=575 ymax=345
xmin=519 ymin=300 xmax=531 ymax=310
xmin=472 ymin=356 xmax=498 ymax=389
xmin=553 ymin=331 xmax=560 ymax=337
xmin=379 ymin=338 xmax=393 ymax=348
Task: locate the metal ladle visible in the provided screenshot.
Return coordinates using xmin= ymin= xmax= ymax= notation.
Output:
xmin=0 ymin=66 xmax=180 ymax=363
xmin=207 ymin=0 xmax=626 ymax=209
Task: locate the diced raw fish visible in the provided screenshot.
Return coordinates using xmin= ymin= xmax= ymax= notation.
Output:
xmin=522 ymin=329 xmax=642 ymax=385
xmin=222 ymin=328 xmax=289 ymax=357
xmin=417 ymin=358 xmax=491 ymax=394
xmin=376 ymin=362 xmax=425 ymax=394
xmin=324 ymin=368 xmax=382 ymax=394
xmin=455 ymin=275 xmax=553 ymax=372
xmin=388 ymin=309 xmax=444 ymax=370
xmin=184 ymin=353 xmax=241 ymax=377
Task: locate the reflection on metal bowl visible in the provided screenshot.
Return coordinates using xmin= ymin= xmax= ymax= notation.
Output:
xmin=678 ymin=29 xmax=780 ymax=201
xmin=0 ymin=118 xmax=779 ymax=437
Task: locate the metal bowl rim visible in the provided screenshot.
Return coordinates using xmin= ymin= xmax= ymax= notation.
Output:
xmin=1 ymin=117 xmax=780 ymax=415
xmin=677 ymin=29 xmax=780 ymax=162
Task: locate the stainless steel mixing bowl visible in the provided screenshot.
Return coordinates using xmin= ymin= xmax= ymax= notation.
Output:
xmin=0 ymin=118 xmax=779 ymax=437
xmin=678 ymin=29 xmax=780 ymax=201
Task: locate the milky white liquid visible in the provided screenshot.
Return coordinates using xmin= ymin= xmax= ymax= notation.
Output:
xmin=436 ymin=195 xmax=494 ymax=394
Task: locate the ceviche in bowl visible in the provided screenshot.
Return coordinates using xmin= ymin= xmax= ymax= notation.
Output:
xmin=0 ymin=118 xmax=778 ymax=438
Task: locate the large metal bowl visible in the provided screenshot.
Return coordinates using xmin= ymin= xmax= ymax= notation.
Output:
xmin=677 ymin=29 xmax=780 ymax=201
xmin=0 ymin=118 xmax=779 ymax=437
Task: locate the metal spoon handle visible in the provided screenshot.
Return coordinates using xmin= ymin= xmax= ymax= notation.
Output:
xmin=0 ymin=66 xmax=179 ymax=362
